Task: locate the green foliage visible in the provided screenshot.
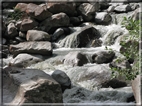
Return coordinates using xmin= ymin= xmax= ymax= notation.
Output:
xmin=8 ymin=8 xmax=25 ymax=21
xmin=111 ymin=17 xmax=140 ymax=80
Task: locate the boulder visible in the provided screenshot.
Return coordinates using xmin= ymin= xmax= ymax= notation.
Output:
xmin=11 ymin=53 xmax=43 ymax=67
xmin=26 ymin=30 xmax=50 ymax=41
xmin=47 ymin=2 xmax=76 ymax=16
xmin=14 ymin=3 xmax=28 ymax=12
xmin=52 ymin=28 xmax=64 ymax=41
xmin=26 ymin=3 xmax=52 ymax=21
xmin=95 ymin=12 xmax=112 ymax=25
xmin=52 ymin=70 xmax=71 ymax=92
xmin=114 ymin=4 xmax=132 ymax=13
xmin=6 ymin=23 xmax=18 ymax=38
xmin=70 ymin=17 xmax=81 ymax=26
xmin=102 ymin=78 xmax=127 ymax=88
xmin=40 ymin=12 xmax=70 ymax=32
xmin=19 ymin=31 xmax=26 ymax=38
xmin=78 ymin=3 xmax=100 ymax=21
xmin=91 ymin=39 xmax=102 ymax=47
xmin=92 ymin=50 xmax=115 ymax=64
xmin=20 ymin=18 xmax=38 ymax=32
xmin=59 ymin=26 xmax=101 ymax=48
xmin=3 ymin=67 xmax=63 ymax=105
xmin=9 ymin=41 xmax=52 ymax=57
xmin=107 ymin=5 xmax=115 ymax=12
xmin=63 ymin=51 xmax=88 ymax=66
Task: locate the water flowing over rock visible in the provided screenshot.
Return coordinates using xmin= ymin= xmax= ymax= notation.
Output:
xmin=47 ymin=2 xmax=76 ymax=16
xmin=3 ymin=67 xmax=63 ymax=105
xmin=9 ymin=41 xmax=52 ymax=57
xmin=92 ymin=50 xmax=115 ymax=64
xmin=11 ymin=53 xmax=44 ymax=67
xmin=63 ymin=51 xmax=88 ymax=66
xmin=52 ymin=70 xmax=71 ymax=92
xmin=40 ymin=12 xmax=70 ymax=32
xmin=59 ymin=26 xmax=101 ymax=48
xmin=20 ymin=18 xmax=38 ymax=32
xmin=26 ymin=30 xmax=51 ymax=41
xmin=78 ymin=3 xmax=100 ymax=21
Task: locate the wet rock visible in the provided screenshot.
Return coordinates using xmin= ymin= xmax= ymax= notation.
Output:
xmin=20 ymin=18 xmax=38 ymax=32
xmin=15 ymin=20 xmax=22 ymax=30
xmin=6 ymin=23 xmax=18 ymax=38
xmin=132 ymin=8 xmax=142 ymax=20
xmin=40 ymin=12 xmax=70 ymax=32
xmin=47 ymin=2 xmax=76 ymax=16
xmin=63 ymin=51 xmax=88 ymax=66
xmin=95 ymin=12 xmax=112 ymax=25
xmin=52 ymin=28 xmax=64 ymax=41
xmin=3 ymin=67 xmax=63 ymax=105
xmin=107 ymin=5 xmax=115 ymax=12
xmin=19 ymin=31 xmax=26 ymax=38
xmin=59 ymin=26 xmax=101 ymax=48
xmin=114 ymin=4 xmax=132 ymax=13
xmin=92 ymin=50 xmax=115 ymax=64
xmin=26 ymin=30 xmax=50 ymax=41
xmin=26 ymin=3 xmax=52 ymax=21
xmin=70 ymin=17 xmax=81 ymax=26
xmin=9 ymin=41 xmax=52 ymax=57
xmin=14 ymin=3 xmax=28 ymax=12
xmin=78 ymin=3 xmax=100 ymax=21
xmin=102 ymin=78 xmax=127 ymax=88
xmin=11 ymin=53 xmax=43 ymax=67
xmin=91 ymin=39 xmax=102 ymax=47
xmin=52 ymin=70 xmax=71 ymax=92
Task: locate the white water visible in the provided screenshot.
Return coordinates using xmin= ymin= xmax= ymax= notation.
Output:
xmin=24 ymin=23 xmax=135 ymax=104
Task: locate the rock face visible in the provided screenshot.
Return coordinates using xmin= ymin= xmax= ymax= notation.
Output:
xmin=78 ymin=3 xmax=100 ymax=21
xmin=95 ymin=12 xmax=112 ymax=24
xmin=3 ymin=67 xmax=63 ymax=105
xmin=92 ymin=50 xmax=115 ymax=64
xmin=63 ymin=51 xmax=88 ymax=66
xmin=47 ymin=2 xmax=76 ymax=16
xmin=26 ymin=3 xmax=52 ymax=21
xmin=40 ymin=12 xmax=70 ymax=32
xmin=26 ymin=30 xmax=51 ymax=41
xmin=59 ymin=26 xmax=101 ymax=48
xmin=9 ymin=41 xmax=52 ymax=57
xmin=20 ymin=18 xmax=38 ymax=32
xmin=11 ymin=53 xmax=43 ymax=67
xmin=52 ymin=70 xmax=71 ymax=92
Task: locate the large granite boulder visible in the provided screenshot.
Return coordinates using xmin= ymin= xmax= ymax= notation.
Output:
xmin=11 ymin=53 xmax=43 ymax=67
xmin=26 ymin=3 xmax=52 ymax=21
xmin=26 ymin=30 xmax=51 ymax=41
xmin=40 ymin=12 xmax=70 ymax=32
xmin=9 ymin=41 xmax=52 ymax=57
xmin=77 ymin=3 xmax=100 ymax=21
xmin=3 ymin=66 xmax=63 ymax=105
xmin=63 ymin=51 xmax=88 ymax=66
xmin=92 ymin=50 xmax=115 ymax=64
xmin=52 ymin=70 xmax=71 ymax=92
xmin=59 ymin=26 xmax=101 ymax=48
xmin=20 ymin=18 xmax=38 ymax=32
xmin=47 ymin=2 xmax=76 ymax=16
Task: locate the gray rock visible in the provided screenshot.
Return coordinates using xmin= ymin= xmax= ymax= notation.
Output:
xmin=14 ymin=3 xmax=28 ymax=12
xmin=92 ymin=50 xmax=115 ymax=64
xmin=40 ymin=12 xmax=70 ymax=32
xmin=47 ymin=2 xmax=76 ymax=16
xmin=26 ymin=3 xmax=52 ymax=21
xmin=132 ymin=8 xmax=142 ymax=20
xmin=59 ymin=26 xmax=101 ymax=48
xmin=20 ymin=18 xmax=38 ymax=32
xmin=6 ymin=23 xmax=18 ymax=38
xmin=9 ymin=41 xmax=52 ymax=57
xmin=95 ymin=12 xmax=112 ymax=24
xmin=114 ymin=4 xmax=132 ymax=13
xmin=91 ymin=39 xmax=102 ymax=47
xmin=63 ymin=51 xmax=88 ymax=66
xmin=3 ymin=67 xmax=63 ymax=104
xmin=11 ymin=53 xmax=43 ymax=67
xmin=52 ymin=70 xmax=71 ymax=92
xmin=19 ymin=31 xmax=26 ymax=38
xmin=15 ymin=21 xmax=22 ymax=30
xmin=70 ymin=17 xmax=81 ymax=26
xmin=26 ymin=30 xmax=50 ymax=41
xmin=52 ymin=28 xmax=64 ymax=41
xmin=78 ymin=3 xmax=100 ymax=21
xmin=107 ymin=5 xmax=115 ymax=12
